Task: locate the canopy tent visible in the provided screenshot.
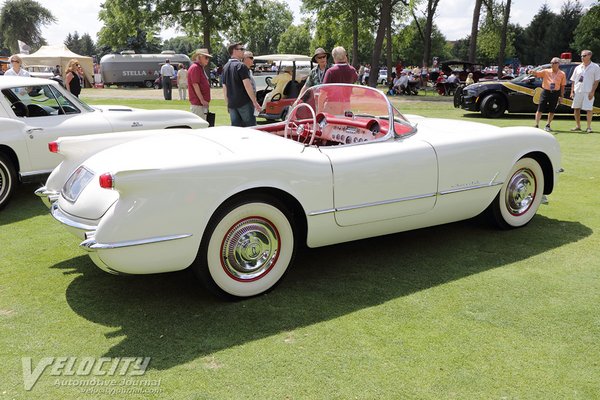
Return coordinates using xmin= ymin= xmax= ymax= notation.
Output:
xmin=18 ymin=45 xmax=93 ymax=87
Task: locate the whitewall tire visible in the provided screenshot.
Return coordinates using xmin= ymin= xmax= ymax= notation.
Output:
xmin=491 ymin=157 xmax=544 ymax=229
xmin=0 ymin=153 xmax=17 ymax=210
xmin=194 ymin=195 xmax=296 ymax=299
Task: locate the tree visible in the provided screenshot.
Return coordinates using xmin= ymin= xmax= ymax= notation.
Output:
xmin=162 ymin=36 xmax=201 ymax=55
xmin=469 ymin=0 xmax=482 ymax=63
xmin=395 ymin=18 xmax=449 ymax=66
xmin=519 ymin=4 xmax=557 ymax=64
xmin=64 ymin=31 xmax=96 ymax=56
xmin=572 ymin=3 xmax=600 ymax=58
xmin=277 ymin=24 xmax=311 ymax=55
xmin=550 ymin=0 xmax=583 ymax=58
xmin=98 ymin=0 xmax=241 ymax=55
xmin=367 ymin=0 xmax=391 ymax=87
xmin=496 ymin=0 xmax=512 ymax=78
xmin=0 ymin=0 xmax=55 ymax=53
xmin=229 ymin=0 xmax=293 ymax=55
xmin=304 ymin=0 xmax=379 ymax=66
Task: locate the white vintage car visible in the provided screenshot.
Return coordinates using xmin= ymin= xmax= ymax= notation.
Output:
xmin=38 ymin=84 xmax=561 ymax=299
xmin=0 ymin=76 xmax=207 ymax=209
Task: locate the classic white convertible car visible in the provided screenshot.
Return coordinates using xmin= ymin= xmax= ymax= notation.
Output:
xmin=38 ymin=84 xmax=561 ymax=299
xmin=0 ymin=76 xmax=207 ymax=209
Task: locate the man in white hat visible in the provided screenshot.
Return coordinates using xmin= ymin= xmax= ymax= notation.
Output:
xmin=188 ymin=49 xmax=213 ymax=121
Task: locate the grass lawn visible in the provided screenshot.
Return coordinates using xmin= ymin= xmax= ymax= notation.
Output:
xmin=1 ymin=94 xmax=599 ymax=399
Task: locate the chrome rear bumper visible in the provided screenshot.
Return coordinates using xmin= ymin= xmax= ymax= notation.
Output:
xmin=35 ymin=186 xmax=60 ymax=208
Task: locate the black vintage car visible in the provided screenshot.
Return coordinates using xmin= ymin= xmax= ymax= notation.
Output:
xmin=454 ymin=62 xmax=600 ymax=118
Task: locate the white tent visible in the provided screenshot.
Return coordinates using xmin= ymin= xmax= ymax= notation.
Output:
xmin=19 ymin=45 xmax=94 ymax=87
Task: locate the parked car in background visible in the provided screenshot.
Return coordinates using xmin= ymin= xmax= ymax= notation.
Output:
xmin=255 ymin=54 xmax=312 ymax=121
xmin=455 ymin=62 xmax=600 ymax=118
xmin=153 ymin=75 xmax=178 ymax=89
xmin=39 ymin=84 xmax=561 ymax=300
xmin=0 ymin=76 xmax=207 ymax=209
xmin=25 ymin=65 xmax=54 ymax=79
xmin=378 ymin=69 xmax=388 ymax=85
xmin=437 ymin=60 xmax=493 ymax=83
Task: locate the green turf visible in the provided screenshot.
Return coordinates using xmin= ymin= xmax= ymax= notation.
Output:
xmin=1 ymin=94 xmax=599 ymax=399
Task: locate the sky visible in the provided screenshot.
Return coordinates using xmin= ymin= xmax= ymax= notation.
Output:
xmin=5 ymin=0 xmax=597 ymax=47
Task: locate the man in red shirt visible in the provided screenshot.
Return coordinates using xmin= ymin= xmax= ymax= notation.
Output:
xmin=529 ymin=57 xmax=566 ymax=132
xmin=188 ymin=48 xmax=212 ymax=122
xmin=323 ymin=46 xmax=358 ymax=84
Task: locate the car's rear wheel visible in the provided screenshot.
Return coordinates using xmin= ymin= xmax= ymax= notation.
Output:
xmin=0 ymin=153 xmax=17 ymax=210
xmin=488 ymin=157 xmax=544 ymax=229
xmin=144 ymin=80 xmax=154 ymax=88
xmin=193 ymin=195 xmax=297 ymax=299
xmin=480 ymin=94 xmax=506 ymax=118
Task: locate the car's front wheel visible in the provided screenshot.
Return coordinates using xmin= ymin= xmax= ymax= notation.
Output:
xmin=489 ymin=157 xmax=544 ymax=229
xmin=144 ymin=80 xmax=154 ymax=88
xmin=0 ymin=153 xmax=17 ymax=210
xmin=480 ymin=93 xmax=506 ymax=118
xmin=193 ymin=195 xmax=297 ymax=299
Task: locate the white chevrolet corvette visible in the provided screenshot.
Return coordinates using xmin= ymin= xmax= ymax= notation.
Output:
xmin=37 ymin=84 xmax=562 ymax=299
xmin=0 ymin=76 xmax=207 ymax=209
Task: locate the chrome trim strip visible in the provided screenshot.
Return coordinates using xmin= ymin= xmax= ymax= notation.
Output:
xmin=336 ymin=193 xmax=437 ymax=212
xmin=307 ymin=193 xmax=437 ymax=216
xmin=20 ymin=169 xmax=53 ymax=177
xmin=307 ymin=182 xmax=503 ymax=216
xmin=51 ymin=203 xmax=98 ymax=231
xmin=439 ymin=181 xmax=503 ymax=195
xmin=80 ymin=234 xmax=192 ymax=252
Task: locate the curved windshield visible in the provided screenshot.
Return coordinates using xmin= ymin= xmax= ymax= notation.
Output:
xmin=292 ymin=84 xmax=412 ymax=136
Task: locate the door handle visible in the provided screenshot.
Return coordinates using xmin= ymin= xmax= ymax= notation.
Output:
xmin=26 ymin=128 xmax=44 ymax=134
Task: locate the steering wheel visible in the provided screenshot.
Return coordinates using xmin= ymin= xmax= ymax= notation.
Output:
xmin=265 ymin=76 xmax=274 ymax=88
xmin=284 ymin=103 xmax=317 ymax=145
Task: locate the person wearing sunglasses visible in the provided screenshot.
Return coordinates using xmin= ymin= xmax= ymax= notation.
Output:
xmin=242 ymin=51 xmax=257 ymax=95
xmin=188 ymin=48 xmax=213 ymax=121
xmin=528 ymin=57 xmax=566 ymax=132
xmin=222 ymin=42 xmax=261 ymax=127
xmin=299 ymin=47 xmax=330 ymax=97
xmin=5 ymin=55 xmax=30 ymax=77
xmin=66 ymin=59 xmax=83 ymax=97
xmin=569 ymin=50 xmax=600 ymax=133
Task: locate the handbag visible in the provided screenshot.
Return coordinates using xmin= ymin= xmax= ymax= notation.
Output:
xmin=206 ymin=112 xmax=216 ymax=127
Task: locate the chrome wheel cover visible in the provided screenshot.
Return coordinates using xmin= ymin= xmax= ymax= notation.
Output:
xmin=505 ymin=168 xmax=536 ymax=216
xmin=220 ymin=217 xmax=280 ymax=281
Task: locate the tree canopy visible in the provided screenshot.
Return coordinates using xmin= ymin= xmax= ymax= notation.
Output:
xmin=0 ymin=0 xmax=55 ymax=53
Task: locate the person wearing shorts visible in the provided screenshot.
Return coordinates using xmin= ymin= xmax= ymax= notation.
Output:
xmin=529 ymin=57 xmax=566 ymax=132
xmin=570 ymin=50 xmax=600 ymax=133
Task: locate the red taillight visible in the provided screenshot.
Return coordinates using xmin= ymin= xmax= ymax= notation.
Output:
xmin=48 ymin=141 xmax=59 ymax=153
xmin=99 ymin=173 xmax=114 ymax=189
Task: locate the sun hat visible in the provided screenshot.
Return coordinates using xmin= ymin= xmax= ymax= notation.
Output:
xmin=311 ymin=48 xmax=330 ymax=63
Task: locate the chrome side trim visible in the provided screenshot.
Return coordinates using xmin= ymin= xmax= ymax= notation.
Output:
xmin=20 ymin=169 xmax=54 ymax=177
xmin=336 ymin=193 xmax=438 ymax=212
xmin=51 ymin=203 xmax=98 ymax=231
xmin=438 ymin=181 xmax=503 ymax=195
xmin=80 ymin=234 xmax=192 ymax=252
xmin=307 ymin=182 xmax=503 ymax=216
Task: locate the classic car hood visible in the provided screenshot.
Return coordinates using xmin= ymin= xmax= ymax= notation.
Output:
xmin=405 ymin=114 xmax=542 ymax=143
